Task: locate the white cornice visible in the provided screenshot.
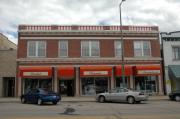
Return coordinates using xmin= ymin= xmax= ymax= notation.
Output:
xmin=20 ymin=36 xmax=158 ymax=40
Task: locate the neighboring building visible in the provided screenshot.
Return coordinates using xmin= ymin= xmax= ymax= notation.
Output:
xmin=162 ymin=31 xmax=180 ymax=94
xmin=0 ymin=33 xmax=17 ymax=97
xmin=17 ymin=25 xmax=163 ymax=97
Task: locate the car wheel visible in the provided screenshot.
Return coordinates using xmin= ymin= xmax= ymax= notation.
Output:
xmin=127 ymin=96 xmax=135 ymax=104
xmin=21 ymin=97 xmax=26 ymax=104
xmin=37 ymin=99 xmax=42 ymax=105
xmin=52 ymin=101 xmax=57 ymax=105
xmin=175 ymin=96 xmax=180 ymax=101
xmin=99 ymin=96 xmax=105 ymax=103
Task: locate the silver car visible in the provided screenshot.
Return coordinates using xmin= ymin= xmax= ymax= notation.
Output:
xmin=96 ymin=88 xmax=148 ymax=104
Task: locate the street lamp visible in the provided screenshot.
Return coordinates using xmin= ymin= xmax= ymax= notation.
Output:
xmin=119 ymin=0 xmax=126 ymax=88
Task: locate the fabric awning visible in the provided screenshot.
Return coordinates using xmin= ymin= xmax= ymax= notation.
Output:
xmin=115 ymin=65 xmax=133 ymax=76
xmin=168 ymin=65 xmax=180 ymax=79
xmin=19 ymin=66 xmax=52 ymax=78
xmin=80 ymin=66 xmax=112 ymax=77
xmin=57 ymin=66 xmax=75 ymax=79
xmin=134 ymin=65 xmax=161 ymax=76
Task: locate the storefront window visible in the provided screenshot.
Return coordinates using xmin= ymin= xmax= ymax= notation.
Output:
xmin=81 ymin=77 xmax=108 ymax=95
xmin=135 ymin=76 xmax=157 ymax=94
xmin=24 ymin=78 xmax=52 ymax=93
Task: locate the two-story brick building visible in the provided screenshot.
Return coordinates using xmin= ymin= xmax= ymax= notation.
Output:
xmin=16 ymin=25 xmax=163 ymax=97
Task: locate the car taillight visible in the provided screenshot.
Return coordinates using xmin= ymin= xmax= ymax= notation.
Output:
xmin=139 ymin=92 xmax=144 ymax=95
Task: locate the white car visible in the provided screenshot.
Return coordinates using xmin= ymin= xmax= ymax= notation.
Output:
xmin=96 ymin=88 xmax=148 ymax=104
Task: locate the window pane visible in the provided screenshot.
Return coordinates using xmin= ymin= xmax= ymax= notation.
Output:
xmin=91 ymin=41 xmax=99 ymax=56
xmin=143 ymin=41 xmax=150 ymax=56
xmin=28 ymin=41 xmax=36 ymax=57
xmin=59 ymin=41 xmax=68 ymax=57
xmin=173 ymin=47 xmax=180 ymax=60
xmin=37 ymin=41 xmax=46 ymax=57
xmin=134 ymin=42 xmax=142 ymax=56
xmin=81 ymin=41 xmax=90 ymax=56
xmin=115 ymin=41 xmax=121 ymax=57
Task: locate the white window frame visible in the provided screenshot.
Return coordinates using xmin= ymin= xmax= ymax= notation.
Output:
xmin=27 ymin=41 xmax=46 ymax=57
xmin=134 ymin=41 xmax=151 ymax=57
xmin=58 ymin=41 xmax=68 ymax=57
xmin=114 ymin=41 xmax=122 ymax=57
xmin=172 ymin=46 xmax=180 ymax=60
xmin=81 ymin=41 xmax=100 ymax=57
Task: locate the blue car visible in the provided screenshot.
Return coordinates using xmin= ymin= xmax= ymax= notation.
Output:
xmin=21 ymin=88 xmax=61 ymax=105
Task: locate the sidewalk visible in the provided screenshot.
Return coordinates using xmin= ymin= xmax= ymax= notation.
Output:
xmin=0 ymin=95 xmax=169 ymax=103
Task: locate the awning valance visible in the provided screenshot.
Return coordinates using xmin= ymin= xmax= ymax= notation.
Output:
xmin=19 ymin=66 xmax=52 ymax=78
xmin=134 ymin=65 xmax=161 ymax=76
xmin=115 ymin=65 xmax=133 ymax=76
xmin=80 ymin=66 xmax=112 ymax=77
xmin=57 ymin=66 xmax=75 ymax=79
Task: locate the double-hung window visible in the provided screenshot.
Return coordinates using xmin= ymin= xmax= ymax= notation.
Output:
xmin=115 ymin=41 xmax=122 ymax=57
xmin=172 ymin=47 xmax=180 ymax=60
xmin=134 ymin=41 xmax=151 ymax=57
xmin=27 ymin=41 xmax=46 ymax=57
xmin=59 ymin=41 xmax=68 ymax=57
xmin=81 ymin=41 xmax=100 ymax=57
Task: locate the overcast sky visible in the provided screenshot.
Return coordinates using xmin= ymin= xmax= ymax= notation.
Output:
xmin=0 ymin=0 xmax=180 ymax=44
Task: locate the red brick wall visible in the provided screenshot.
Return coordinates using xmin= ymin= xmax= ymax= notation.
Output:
xmin=69 ymin=39 xmax=81 ymax=57
xmin=17 ymin=38 xmax=161 ymax=58
xmin=47 ymin=40 xmax=58 ymax=58
xmin=100 ymin=40 xmax=114 ymax=57
xmin=124 ymin=40 xmax=134 ymax=57
xmin=151 ymin=40 xmax=161 ymax=57
xmin=17 ymin=39 xmax=27 ymax=58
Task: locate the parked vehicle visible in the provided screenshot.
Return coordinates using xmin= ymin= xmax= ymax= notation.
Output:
xmin=96 ymin=88 xmax=148 ymax=104
xmin=21 ymin=88 xmax=61 ymax=105
xmin=169 ymin=90 xmax=180 ymax=101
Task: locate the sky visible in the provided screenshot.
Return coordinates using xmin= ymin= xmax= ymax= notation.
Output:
xmin=0 ymin=0 xmax=180 ymax=44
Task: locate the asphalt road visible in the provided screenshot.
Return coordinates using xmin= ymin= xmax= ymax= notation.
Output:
xmin=0 ymin=99 xmax=180 ymax=119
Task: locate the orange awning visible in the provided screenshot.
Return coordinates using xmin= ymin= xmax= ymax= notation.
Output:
xmin=80 ymin=66 xmax=112 ymax=77
xmin=57 ymin=66 xmax=75 ymax=79
xmin=19 ymin=66 xmax=52 ymax=78
xmin=115 ymin=65 xmax=133 ymax=76
xmin=134 ymin=65 xmax=161 ymax=76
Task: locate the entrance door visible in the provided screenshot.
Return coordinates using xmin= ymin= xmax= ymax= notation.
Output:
xmin=3 ymin=77 xmax=15 ymax=97
xmin=95 ymin=77 xmax=108 ymax=94
xmin=59 ymin=80 xmax=74 ymax=96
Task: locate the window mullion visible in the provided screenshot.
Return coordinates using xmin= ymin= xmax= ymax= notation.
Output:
xmin=36 ymin=41 xmax=38 ymax=57
xmin=89 ymin=41 xmax=91 ymax=57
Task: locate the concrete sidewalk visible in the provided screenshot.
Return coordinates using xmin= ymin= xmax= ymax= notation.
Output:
xmin=0 ymin=95 xmax=169 ymax=103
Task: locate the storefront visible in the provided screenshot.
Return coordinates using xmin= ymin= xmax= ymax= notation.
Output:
xmin=115 ymin=65 xmax=133 ymax=88
xmin=80 ymin=66 xmax=112 ymax=96
xmin=19 ymin=67 xmax=53 ymax=93
xmin=57 ymin=66 xmax=75 ymax=96
xmin=133 ymin=65 xmax=161 ymax=95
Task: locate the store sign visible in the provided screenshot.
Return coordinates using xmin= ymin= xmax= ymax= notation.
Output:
xmin=83 ymin=71 xmax=108 ymax=76
xmin=137 ymin=70 xmax=160 ymax=75
xmin=23 ymin=72 xmax=49 ymax=76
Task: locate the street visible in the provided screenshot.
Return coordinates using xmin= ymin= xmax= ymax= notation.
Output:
xmin=0 ymin=99 xmax=180 ymax=119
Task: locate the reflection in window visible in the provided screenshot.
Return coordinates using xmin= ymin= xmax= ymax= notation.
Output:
xmin=134 ymin=41 xmax=151 ymax=57
xmin=81 ymin=41 xmax=100 ymax=57
xmin=59 ymin=41 xmax=68 ymax=57
xmin=27 ymin=41 xmax=46 ymax=57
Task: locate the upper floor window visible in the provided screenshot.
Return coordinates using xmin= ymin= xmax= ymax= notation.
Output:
xmin=81 ymin=41 xmax=100 ymax=57
xmin=59 ymin=41 xmax=68 ymax=57
xmin=134 ymin=41 xmax=151 ymax=57
xmin=115 ymin=41 xmax=122 ymax=57
xmin=27 ymin=41 xmax=46 ymax=57
xmin=172 ymin=47 xmax=180 ymax=60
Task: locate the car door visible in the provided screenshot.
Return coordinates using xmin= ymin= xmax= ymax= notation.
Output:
xmin=31 ymin=89 xmax=39 ymax=103
xmin=107 ymin=89 xmax=119 ymax=101
xmin=116 ymin=88 xmax=128 ymax=102
xmin=26 ymin=90 xmax=33 ymax=102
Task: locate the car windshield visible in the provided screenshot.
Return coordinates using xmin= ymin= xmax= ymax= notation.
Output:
xmin=39 ymin=89 xmax=52 ymax=95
